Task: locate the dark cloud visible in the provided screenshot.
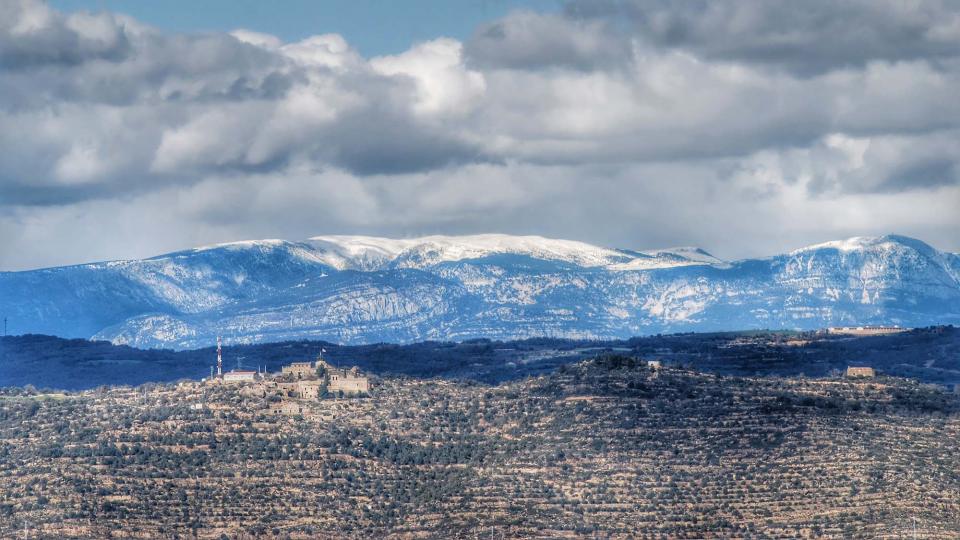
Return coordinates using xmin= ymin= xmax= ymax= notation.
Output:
xmin=878 ymin=157 xmax=959 ymax=193
xmin=0 ymin=1 xmax=131 ymax=69
xmin=565 ymin=0 xmax=960 ymax=75
xmin=0 ymin=32 xmax=296 ymax=110
xmin=325 ymin=106 xmax=486 ymax=175
xmin=464 ymin=11 xmax=630 ymax=71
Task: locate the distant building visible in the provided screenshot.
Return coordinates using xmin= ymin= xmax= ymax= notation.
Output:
xmin=295 ymin=380 xmax=323 ymax=400
xmin=223 ymin=370 xmax=257 ymax=383
xmin=273 ymin=359 xmax=369 ymax=397
xmin=318 ymin=360 xmax=369 ymax=395
xmin=329 ymin=370 xmax=369 ymax=395
xmin=845 ymin=366 xmax=876 ymax=378
xmin=282 ymin=361 xmax=316 ymax=379
xmin=271 ymin=401 xmax=305 ymax=416
xmin=828 ymin=326 xmax=907 ymax=336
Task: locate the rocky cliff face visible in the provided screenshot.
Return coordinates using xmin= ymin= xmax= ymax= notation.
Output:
xmin=1 ymin=234 xmax=957 ymax=349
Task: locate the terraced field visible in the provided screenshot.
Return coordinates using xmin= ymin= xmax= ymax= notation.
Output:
xmin=1 ymin=357 xmax=958 ymax=538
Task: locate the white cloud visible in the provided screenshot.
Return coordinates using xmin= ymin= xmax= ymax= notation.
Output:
xmin=229 ymin=29 xmax=282 ymax=50
xmin=0 ymin=0 xmax=958 ymax=269
xmin=280 ymin=34 xmax=359 ymax=69
xmin=371 ymin=38 xmax=486 ymax=118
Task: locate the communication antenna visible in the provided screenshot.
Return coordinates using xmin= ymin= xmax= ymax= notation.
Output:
xmin=216 ymin=337 xmax=223 ymax=378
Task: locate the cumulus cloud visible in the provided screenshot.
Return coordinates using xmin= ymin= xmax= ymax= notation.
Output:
xmin=465 ymin=10 xmax=630 ymax=71
xmin=565 ymin=0 xmax=960 ymax=75
xmin=0 ymin=0 xmax=958 ymax=269
xmin=0 ymin=0 xmax=131 ymax=69
xmin=729 ymin=131 xmax=960 ymax=196
xmin=371 ymin=38 xmax=486 ymax=118
xmin=0 ymin=1 xmax=490 ymax=200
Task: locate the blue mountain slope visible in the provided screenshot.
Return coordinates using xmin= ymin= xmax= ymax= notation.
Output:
xmin=1 ymin=234 xmax=958 ymax=349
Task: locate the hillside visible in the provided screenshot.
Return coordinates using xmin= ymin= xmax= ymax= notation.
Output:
xmin=0 ymin=358 xmax=958 ymax=538
xmin=2 ymin=326 xmax=958 ymax=391
xmin=1 ymin=234 xmax=958 ymax=349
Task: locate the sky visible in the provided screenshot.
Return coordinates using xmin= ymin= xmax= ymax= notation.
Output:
xmin=1 ymin=0 xmax=959 ymax=270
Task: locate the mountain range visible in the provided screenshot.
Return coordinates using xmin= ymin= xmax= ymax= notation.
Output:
xmin=1 ymin=233 xmax=958 ymax=349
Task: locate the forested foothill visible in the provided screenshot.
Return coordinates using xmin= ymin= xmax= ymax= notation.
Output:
xmin=0 ymin=326 xmax=957 ymax=391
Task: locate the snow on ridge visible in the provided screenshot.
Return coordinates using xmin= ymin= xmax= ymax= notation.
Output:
xmin=305 ymin=234 xmax=625 ymax=269
xmin=305 ymin=235 xmax=423 ymax=270
xmin=783 ymin=234 xmax=960 ymax=286
xmin=790 ymin=234 xmax=911 ymax=255
xmin=305 ymin=233 xmax=717 ymax=270
xmin=187 ymin=238 xmax=334 ymax=267
xmin=176 ymin=233 xmax=734 ymax=271
xmin=92 ymin=233 xmax=950 ymax=276
xmin=192 ymin=239 xmax=290 ymax=252
xmin=639 ymin=246 xmax=727 ymax=266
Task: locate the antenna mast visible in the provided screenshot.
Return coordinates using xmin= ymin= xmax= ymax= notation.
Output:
xmin=216 ymin=336 xmax=223 ymax=378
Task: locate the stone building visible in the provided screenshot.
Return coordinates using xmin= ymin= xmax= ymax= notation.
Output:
xmin=316 ymin=360 xmax=369 ymax=395
xmin=295 ymin=380 xmax=323 ymax=400
xmin=846 ymin=366 xmax=876 ymax=378
xmin=329 ymin=367 xmax=369 ymax=395
xmin=270 ymin=401 xmax=306 ymax=416
xmin=223 ymin=370 xmax=257 ymax=383
xmin=281 ymin=361 xmax=316 ymax=379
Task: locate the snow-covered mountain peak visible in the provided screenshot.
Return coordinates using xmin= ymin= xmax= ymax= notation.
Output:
xmin=642 ymin=246 xmax=727 ymax=266
xmin=193 ymin=239 xmax=290 ymax=251
xmin=306 ymin=234 xmax=634 ymax=270
xmin=303 ymin=235 xmax=417 ymax=271
xmin=182 ymin=238 xmax=333 ymax=267
xmin=305 ymin=234 xmax=732 ymax=271
xmin=783 ymin=234 xmax=960 ymax=287
xmin=790 ymin=234 xmax=932 ymax=256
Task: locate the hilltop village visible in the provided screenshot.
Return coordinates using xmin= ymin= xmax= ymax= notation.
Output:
xmin=205 ymin=339 xmax=370 ymax=416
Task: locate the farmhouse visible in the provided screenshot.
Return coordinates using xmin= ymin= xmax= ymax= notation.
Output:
xmin=846 ymin=366 xmax=876 ymax=378
xmin=270 ymin=401 xmax=306 ymax=416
